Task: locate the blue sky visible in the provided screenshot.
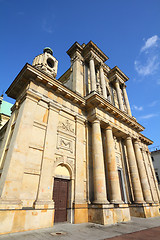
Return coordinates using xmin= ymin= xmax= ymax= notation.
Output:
xmin=1 ymin=0 xmax=160 ymax=147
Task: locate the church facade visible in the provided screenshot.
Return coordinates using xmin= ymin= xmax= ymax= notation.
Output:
xmin=0 ymin=41 xmax=159 ymax=234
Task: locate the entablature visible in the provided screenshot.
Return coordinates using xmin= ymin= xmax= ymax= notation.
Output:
xmin=6 ymin=64 xmax=85 ymax=108
xmin=138 ymin=132 xmax=153 ymax=145
xmin=85 ymin=92 xmax=144 ymax=132
xmin=108 ymin=66 xmax=129 ymax=85
xmin=6 ymin=63 xmax=149 ymax=141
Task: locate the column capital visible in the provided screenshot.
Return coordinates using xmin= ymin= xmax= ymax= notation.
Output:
xmin=89 ymin=53 xmax=95 ymax=61
xmin=133 ymin=137 xmax=141 ymax=144
xmin=98 ymin=61 xmax=104 ymax=68
xmin=105 ymin=124 xmax=112 ymax=130
xmin=75 ymin=114 xmax=86 ymax=124
xmin=122 ymin=83 xmax=126 ymax=89
xmin=11 ymin=101 xmax=19 ymax=113
xmin=71 ymin=51 xmax=84 ymax=63
xmin=92 ymin=118 xmax=101 ymax=124
xmin=48 ymin=102 xmax=61 ymax=112
xmin=141 ymin=148 xmax=147 ymax=153
xmin=115 ymin=78 xmax=120 ymax=84
xmin=125 ymin=134 xmax=132 ymax=141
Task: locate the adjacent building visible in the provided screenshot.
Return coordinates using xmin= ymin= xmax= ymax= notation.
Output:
xmin=151 ymin=146 xmax=160 ymax=189
xmin=0 ymin=95 xmax=12 ymax=129
xmin=0 ymin=41 xmax=159 ymax=234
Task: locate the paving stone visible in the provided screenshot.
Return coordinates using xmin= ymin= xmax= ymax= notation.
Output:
xmin=0 ymin=217 xmax=160 ymax=240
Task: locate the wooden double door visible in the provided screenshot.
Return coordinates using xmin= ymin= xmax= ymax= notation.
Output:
xmin=53 ymin=178 xmax=69 ymax=223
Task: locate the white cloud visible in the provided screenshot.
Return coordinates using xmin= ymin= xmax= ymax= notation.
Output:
xmin=132 ymin=105 xmax=143 ymax=111
xmin=141 ymin=35 xmax=159 ymax=52
xmin=134 ymin=55 xmax=159 ymax=76
xmin=139 ymin=113 xmax=158 ymax=119
xmin=148 ymin=100 xmax=158 ymax=107
xmin=134 ymin=35 xmax=160 ymax=77
xmin=157 ymin=79 xmax=160 ymax=85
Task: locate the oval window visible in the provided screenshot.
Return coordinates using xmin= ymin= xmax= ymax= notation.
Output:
xmin=47 ymin=58 xmax=54 ymax=68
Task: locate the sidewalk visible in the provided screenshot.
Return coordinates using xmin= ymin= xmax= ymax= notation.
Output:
xmin=0 ymin=216 xmax=160 ymax=240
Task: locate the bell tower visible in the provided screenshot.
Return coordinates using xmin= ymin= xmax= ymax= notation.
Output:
xmin=32 ymin=47 xmax=58 ymax=78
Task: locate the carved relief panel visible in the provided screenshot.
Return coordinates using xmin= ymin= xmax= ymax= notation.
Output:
xmin=56 ymin=113 xmax=76 ymax=157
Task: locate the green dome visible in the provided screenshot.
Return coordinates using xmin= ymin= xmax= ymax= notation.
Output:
xmin=43 ymin=47 xmax=53 ymax=55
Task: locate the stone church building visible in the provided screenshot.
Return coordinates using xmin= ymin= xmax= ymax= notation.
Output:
xmin=0 ymin=41 xmax=159 ymax=234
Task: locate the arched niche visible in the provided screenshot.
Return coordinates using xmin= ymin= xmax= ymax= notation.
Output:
xmin=54 ymin=164 xmax=71 ymax=180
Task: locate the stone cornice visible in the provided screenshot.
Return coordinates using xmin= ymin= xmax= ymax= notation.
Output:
xmin=6 ymin=63 xmax=150 ymax=140
xmin=85 ymin=92 xmax=144 ymax=132
xmin=66 ymin=42 xmax=83 ymax=57
xmin=108 ymin=66 xmax=129 ymax=84
xmin=67 ymin=41 xmax=109 ymax=63
xmin=6 ymin=63 xmax=85 ymax=107
xmin=82 ymin=41 xmax=109 ymax=62
xmin=139 ymin=132 xmax=153 ymax=145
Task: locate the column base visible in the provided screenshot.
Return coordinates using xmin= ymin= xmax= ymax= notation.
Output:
xmin=88 ymin=203 xmax=130 ymax=225
xmin=110 ymin=200 xmax=124 ymax=205
xmin=129 ymin=203 xmax=160 ymax=218
xmin=73 ymin=202 xmax=88 ymax=224
xmin=34 ymin=200 xmax=54 ymax=209
xmin=145 ymin=200 xmax=154 ymax=204
xmin=0 ymin=199 xmax=22 ymax=209
xmin=92 ymin=199 xmax=110 ymax=205
xmin=133 ymin=201 xmax=146 ymax=204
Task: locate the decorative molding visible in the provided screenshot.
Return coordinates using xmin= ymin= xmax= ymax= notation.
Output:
xmin=58 ymin=119 xmax=74 ymax=134
xmin=54 ymin=155 xmax=75 ymax=176
xmin=57 ymin=135 xmax=74 ymax=154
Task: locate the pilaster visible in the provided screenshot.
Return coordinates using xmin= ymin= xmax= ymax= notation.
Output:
xmin=0 ymin=93 xmax=40 ymax=209
xmin=34 ymin=103 xmax=60 ymax=209
xmin=74 ymin=116 xmax=87 ymax=204
xmin=72 ymin=51 xmax=84 ymax=96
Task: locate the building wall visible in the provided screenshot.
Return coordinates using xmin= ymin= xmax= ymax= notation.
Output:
xmin=0 ymin=42 xmax=159 ymax=234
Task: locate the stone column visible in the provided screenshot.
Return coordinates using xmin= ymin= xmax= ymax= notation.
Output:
xmin=133 ymin=140 xmax=153 ymax=203
xmin=89 ymin=56 xmax=97 ymax=92
xmin=72 ymin=52 xmax=84 ymax=96
xmin=115 ymin=80 xmax=124 ymax=111
xmin=99 ymin=64 xmax=107 ymax=99
xmin=34 ymin=103 xmax=60 ymax=209
xmin=105 ymin=125 xmax=122 ymax=203
xmin=92 ymin=119 xmax=108 ymax=204
xmin=0 ymin=92 xmax=39 ymax=209
xmin=122 ymin=85 xmax=132 ymax=116
xmin=145 ymin=151 xmax=160 ymax=203
xmin=125 ymin=136 xmax=144 ymax=203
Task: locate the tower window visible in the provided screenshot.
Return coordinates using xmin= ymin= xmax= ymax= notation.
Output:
xmin=47 ymin=58 xmax=54 ymax=68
